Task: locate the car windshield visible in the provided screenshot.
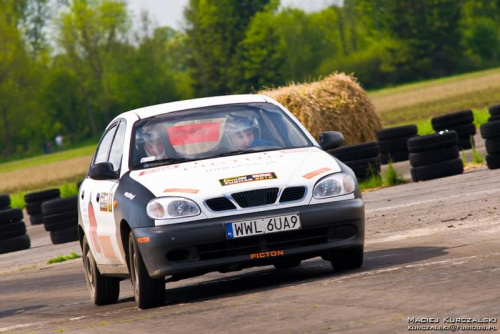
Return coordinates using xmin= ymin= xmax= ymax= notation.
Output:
xmin=130 ymin=102 xmax=312 ymax=169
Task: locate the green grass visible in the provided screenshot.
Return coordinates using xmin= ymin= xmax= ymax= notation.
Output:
xmin=359 ymin=161 xmax=406 ymax=191
xmin=47 ymin=252 xmax=81 ymax=265
xmin=0 ymin=146 xmax=95 ymax=174
xmin=9 ymin=181 xmax=80 ymax=210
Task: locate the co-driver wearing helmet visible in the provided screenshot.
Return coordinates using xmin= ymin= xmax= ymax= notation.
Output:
xmin=224 ymin=113 xmax=261 ymax=150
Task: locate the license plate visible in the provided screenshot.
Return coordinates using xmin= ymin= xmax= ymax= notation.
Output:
xmin=225 ymin=213 xmax=301 ymax=239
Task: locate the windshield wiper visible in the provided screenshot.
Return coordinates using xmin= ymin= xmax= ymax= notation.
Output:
xmin=135 ymin=157 xmax=193 ymax=169
xmin=211 ymin=147 xmax=282 ymax=158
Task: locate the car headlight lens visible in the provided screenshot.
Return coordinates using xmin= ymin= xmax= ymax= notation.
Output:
xmin=146 ymin=197 xmax=200 ymax=219
xmin=313 ymin=173 xmax=356 ymax=199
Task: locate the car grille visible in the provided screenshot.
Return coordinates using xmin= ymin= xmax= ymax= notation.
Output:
xmin=196 ymin=228 xmax=330 ymax=260
xmin=279 ymin=186 xmax=306 ymax=202
xmin=232 ymin=188 xmax=279 ymax=208
xmin=205 ymin=197 xmax=236 ymax=211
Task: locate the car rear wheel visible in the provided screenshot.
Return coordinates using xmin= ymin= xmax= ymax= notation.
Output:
xmin=330 ymin=246 xmax=364 ymax=272
xmin=128 ymin=232 xmax=165 ymax=309
xmin=82 ymin=235 xmax=120 ymax=305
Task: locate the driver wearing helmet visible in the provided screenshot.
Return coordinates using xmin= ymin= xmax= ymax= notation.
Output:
xmin=224 ymin=113 xmax=276 ymax=150
xmin=224 ymin=113 xmax=261 ymax=150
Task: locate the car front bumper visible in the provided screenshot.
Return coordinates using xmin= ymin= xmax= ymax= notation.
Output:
xmin=133 ymin=198 xmax=365 ymax=279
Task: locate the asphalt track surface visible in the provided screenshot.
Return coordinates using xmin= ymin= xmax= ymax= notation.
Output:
xmin=1 ymin=142 xmax=499 ymax=333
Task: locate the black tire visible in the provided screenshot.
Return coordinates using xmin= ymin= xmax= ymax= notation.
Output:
xmin=488 ymin=104 xmax=500 ymax=116
xmin=0 ymin=205 xmax=11 ymax=211
xmin=488 ymin=115 xmax=500 ymax=122
xmin=29 ymin=213 xmax=44 ymax=225
xmin=50 ymin=228 xmax=79 ymax=244
xmin=25 ymin=201 xmax=42 ymax=215
xmin=458 ymin=136 xmax=474 ymax=150
xmin=375 ymin=125 xmax=418 ymax=141
xmin=407 ymin=131 xmax=459 ymax=153
xmin=480 ymin=121 xmax=500 ymax=140
xmin=327 ymin=142 xmax=379 ymax=161
xmin=486 ymin=154 xmax=500 ymax=169
xmin=0 ymin=234 xmax=30 ymax=254
xmin=24 ymin=188 xmax=60 ymax=203
xmin=345 ymin=158 xmax=381 ymax=179
xmin=0 ymin=208 xmax=23 ymax=225
xmin=0 ymin=221 xmax=27 ymax=240
xmin=129 ymin=231 xmax=165 ymax=309
xmin=0 ymin=194 xmax=10 ymax=208
xmin=82 ymin=235 xmax=120 ymax=305
xmin=411 ymin=158 xmax=464 ymax=182
xmin=41 ymin=196 xmax=78 ymax=216
xmin=43 ymin=210 xmax=78 ymax=225
xmin=431 ymin=110 xmax=473 ymax=129
xmin=433 ymin=123 xmax=476 ymax=136
xmin=45 ymin=217 xmax=78 ymax=232
xmin=378 ymin=136 xmax=415 ymax=152
xmin=273 ymin=258 xmax=301 ymax=270
xmin=380 ymin=150 xmax=410 ymax=164
xmin=485 ymin=139 xmax=500 ymax=155
xmin=330 ymin=246 xmax=364 ymax=272
xmin=409 ymin=145 xmax=459 ymax=167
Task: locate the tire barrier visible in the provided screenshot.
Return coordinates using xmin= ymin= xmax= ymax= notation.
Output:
xmin=408 ymin=130 xmax=463 ymax=182
xmin=431 ymin=110 xmax=476 ymax=150
xmin=0 ymin=208 xmax=31 ymax=254
xmin=0 ymin=194 xmax=11 ymax=211
xmin=41 ymin=196 xmax=78 ymax=244
xmin=327 ymin=142 xmax=380 ymax=180
xmin=24 ymin=189 xmax=61 ymax=225
xmin=480 ymin=119 xmax=500 ymax=170
xmin=375 ymin=124 xmax=418 ymax=164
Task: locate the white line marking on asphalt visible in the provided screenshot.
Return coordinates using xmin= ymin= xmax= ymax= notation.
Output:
xmin=366 ymin=188 xmax=500 ymax=213
xmin=0 ymin=323 xmax=36 ymax=332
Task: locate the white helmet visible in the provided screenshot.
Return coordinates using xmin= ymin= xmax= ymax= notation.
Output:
xmin=137 ymin=123 xmax=166 ymax=159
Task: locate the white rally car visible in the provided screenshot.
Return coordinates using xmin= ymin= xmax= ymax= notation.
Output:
xmin=78 ymin=94 xmax=365 ymax=309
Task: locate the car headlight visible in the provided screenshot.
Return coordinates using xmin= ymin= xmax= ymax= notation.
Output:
xmin=313 ymin=173 xmax=356 ymax=199
xmin=146 ymin=197 xmax=201 ymax=219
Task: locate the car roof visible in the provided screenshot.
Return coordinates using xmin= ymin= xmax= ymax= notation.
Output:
xmin=113 ymin=94 xmax=271 ymax=124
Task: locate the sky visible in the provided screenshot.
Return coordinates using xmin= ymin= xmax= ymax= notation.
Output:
xmin=126 ymin=0 xmax=334 ymax=31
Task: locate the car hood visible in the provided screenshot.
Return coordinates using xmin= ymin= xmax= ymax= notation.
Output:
xmin=129 ymin=147 xmax=341 ymax=198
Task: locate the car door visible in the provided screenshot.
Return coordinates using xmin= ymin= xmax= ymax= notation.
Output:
xmin=81 ymin=121 xmax=127 ymax=266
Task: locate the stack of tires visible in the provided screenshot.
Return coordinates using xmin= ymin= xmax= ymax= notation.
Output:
xmin=375 ymin=125 xmax=418 ymax=164
xmin=488 ymin=104 xmax=500 ymax=122
xmin=0 ymin=207 xmax=31 ymax=254
xmin=41 ymin=196 xmax=79 ymax=244
xmin=431 ymin=110 xmax=476 ymax=150
xmin=480 ymin=120 xmax=500 ymax=170
xmin=24 ymin=189 xmax=60 ymax=225
xmin=408 ymin=130 xmax=463 ymax=182
xmin=328 ymin=142 xmax=380 ymax=180
xmin=0 ymin=194 xmax=11 ymax=211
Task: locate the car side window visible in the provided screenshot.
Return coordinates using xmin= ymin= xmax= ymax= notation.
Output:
xmin=94 ymin=125 xmax=117 ymax=165
xmin=109 ymin=121 xmax=126 ymax=171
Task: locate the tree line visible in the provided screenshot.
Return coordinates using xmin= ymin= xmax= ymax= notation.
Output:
xmin=1 ymin=0 xmax=499 ymax=159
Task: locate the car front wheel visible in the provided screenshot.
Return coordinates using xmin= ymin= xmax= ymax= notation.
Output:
xmin=128 ymin=231 xmax=165 ymax=309
xmin=330 ymin=246 xmax=364 ymax=272
xmin=82 ymin=235 xmax=120 ymax=305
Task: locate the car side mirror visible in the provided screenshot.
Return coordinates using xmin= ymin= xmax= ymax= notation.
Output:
xmin=89 ymin=162 xmax=119 ymax=180
xmin=319 ymin=131 xmax=344 ymax=150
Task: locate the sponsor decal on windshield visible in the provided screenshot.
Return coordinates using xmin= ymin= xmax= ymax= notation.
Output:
xmin=167 ymin=122 xmax=220 ymax=146
xmin=220 ymin=172 xmax=277 ymax=186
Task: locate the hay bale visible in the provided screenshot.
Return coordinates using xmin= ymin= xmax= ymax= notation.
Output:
xmin=259 ymin=73 xmax=382 ymax=146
